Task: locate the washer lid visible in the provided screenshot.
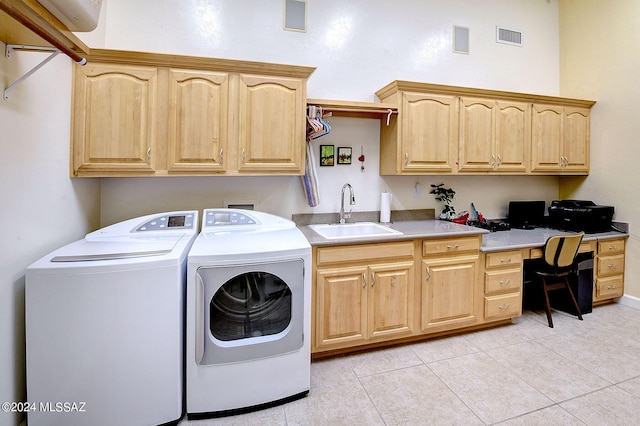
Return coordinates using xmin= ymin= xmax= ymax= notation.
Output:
xmin=50 ymin=237 xmax=180 ymax=262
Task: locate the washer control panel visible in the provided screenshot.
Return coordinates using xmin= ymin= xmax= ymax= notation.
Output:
xmin=135 ymin=213 xmax=196 ymax=232
xmin=204 ymin=210 xmax=257 ymax=227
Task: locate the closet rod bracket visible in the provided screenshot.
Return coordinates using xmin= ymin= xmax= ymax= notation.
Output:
xmin=4 ymin=45 xmax=61 ymax=101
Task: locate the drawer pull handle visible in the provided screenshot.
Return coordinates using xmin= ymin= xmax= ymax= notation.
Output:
xmin=499 ymin=279 xmax=511 ymax=285
xmin=609 ymin=245 xmax=618 ymax=250
xmin=500 ymin=258 xmax=512 ymax=263
xmin=608 ymin=264 xmax=616 ymax=270
xmin=447 ymin=245 xmax=459 ymax=249
xmin=607 ymin=285 xmax=617 ymax=289
xmin=498 ymin=304 xmax=510 ymax=310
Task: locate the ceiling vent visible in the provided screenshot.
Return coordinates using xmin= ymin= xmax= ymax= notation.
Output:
xmin=496 ymin=26 xmax=523 ymax=47
xmin=37 ymin=0 xmax=103 ymax=32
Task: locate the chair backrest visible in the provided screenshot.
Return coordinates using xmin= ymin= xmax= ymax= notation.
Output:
xmin=543 ymin=232 xmax=585 ymax=269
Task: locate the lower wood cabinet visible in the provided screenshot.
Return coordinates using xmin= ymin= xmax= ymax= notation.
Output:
xmin=313 ymin=242 xmax=415 ymax=353
xmin=594 ymin=238 xmax=626 ymax=302
xmin=311 ymin=234 xmax=627 ymax=356
xmin=420 ymin=254 xmax=479 ymax=331
xmin=482 ymin=250 xmax=524 ymax=320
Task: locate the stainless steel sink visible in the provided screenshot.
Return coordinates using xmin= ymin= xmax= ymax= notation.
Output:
xmin=309 ymin=222 xmax=402 ymax=239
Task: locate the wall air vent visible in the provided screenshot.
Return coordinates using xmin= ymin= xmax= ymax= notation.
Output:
xmin=496 ymin=26 xmax=523 ymax=47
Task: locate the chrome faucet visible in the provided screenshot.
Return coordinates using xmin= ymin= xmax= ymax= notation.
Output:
xmin=339 ymin=183 xmax=356 ymax=224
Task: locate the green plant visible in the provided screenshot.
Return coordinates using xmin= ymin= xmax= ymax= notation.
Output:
xmin=430 ymin=184 xmax=456 ymax=218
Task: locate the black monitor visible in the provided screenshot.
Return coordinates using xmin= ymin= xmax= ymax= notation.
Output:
xmin=508 ymin=201 xmax=545 ymax=229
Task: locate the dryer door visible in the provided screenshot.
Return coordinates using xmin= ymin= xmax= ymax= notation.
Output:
xmin=196 ymin=259 xmax=304 ymax=365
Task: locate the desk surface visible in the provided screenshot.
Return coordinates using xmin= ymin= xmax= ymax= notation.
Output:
xmin=481 ymin=226 xmax=627 ymax=253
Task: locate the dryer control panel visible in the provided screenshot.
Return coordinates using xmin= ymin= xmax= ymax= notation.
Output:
xmin=204 ymin=210 xmax=257 ymax=227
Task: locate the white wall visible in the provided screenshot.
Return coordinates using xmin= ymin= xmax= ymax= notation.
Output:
xmin=559 ymin=0 xmax=640 ymax=298
xmin=0 ymin=47 xmax=100 ymax=425
xmin=98 ymin=0 xmax=563 ymax=226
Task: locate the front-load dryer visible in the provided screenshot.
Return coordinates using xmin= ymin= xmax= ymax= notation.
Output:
xmin=25 ymin=211 xmax=198 ymax=426
xmin=186 ymin=209 xmax=311 ymax=419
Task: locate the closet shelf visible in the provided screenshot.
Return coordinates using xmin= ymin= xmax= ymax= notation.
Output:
xmin=307 ymin=98 xmax=397 ymax=120
xmin=0 ymin=0 xmax=89 ymax=63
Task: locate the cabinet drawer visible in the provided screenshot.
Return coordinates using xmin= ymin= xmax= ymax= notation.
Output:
xmin=485 ymin=293 xmax=522 ymax=320
xmin=598 ymin=239 xmax=625 ymax=255
xmin=596 ymin=254 xmax=624 ymax=277
xmin=423 ymin=237 xmax=479 ymax=257
xmin=596 ymin=275 xmax=624 ymax=299
xmin=485 ymin=251 xmax=522 ymax=269
xmin=485 ymin=269 xmax=522 ymax=294
xmin=316 ymin=241 xmax=414 ymax=266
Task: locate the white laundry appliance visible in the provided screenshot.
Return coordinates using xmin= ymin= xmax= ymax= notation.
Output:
xmin=186 ymin=209 xmax=311 ymax=419
xmin=25 ymin=211 xmax=198 ymax=426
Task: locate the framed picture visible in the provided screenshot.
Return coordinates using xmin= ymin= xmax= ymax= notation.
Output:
xmin=320 ymin=145 xmax=334 ymax=166
xmin=337 ymin=147 xmax=352 ymax=164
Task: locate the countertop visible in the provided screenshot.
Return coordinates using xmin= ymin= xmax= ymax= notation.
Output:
xmin=298 ymin=219 xmax=628 ymax=252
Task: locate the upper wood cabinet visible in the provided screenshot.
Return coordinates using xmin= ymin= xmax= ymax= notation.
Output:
xmin=376 ymin=80 xmax=595 ymax=176
xmin=458 ymin=98 xmax=530 ymax=173
xmin=380 ymin=91 xmax=458 ymax=174
xmin=70 ymin=49 xmax=315 ymax=177
xmin=166 ymin=69 xmax=229 ymax=174
xmin=531 ymin=104 xmax=590 ymax=174
xmin=71 ymin=63 xmax=159 ymax=175
xmin=236 ymin=74 xmax=306 ymax=174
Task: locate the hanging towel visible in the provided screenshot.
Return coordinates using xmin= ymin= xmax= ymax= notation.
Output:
xmin=301 ymin=140 xmax=320 ymax=207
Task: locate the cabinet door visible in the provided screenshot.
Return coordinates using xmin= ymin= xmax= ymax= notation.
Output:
xmin=401 ymin=92 xmax=458 ymax=173
xmin=167 ymin=69 xmax=229 ymax=173
xmin=72 ymin=64 xmax=158 ymax=176
xmin=421 ymin=255 xmax=478 ymax=331
xmin=495 ymin=100 xmax=529 ymax=172
xmin=531 ymin=103 xmax=563 ymax=172
xmin=315 ymin=266 xmax=368 ymax=350
xmin=236 ymin=74 xmax=306 ymax=174
xmin=458 ymin=97 xmax=495 ymax=172
xmin=369 ymin=262 xmax=414 ymax=339
xmin=563 ymin=107 xmax=590 ymax=173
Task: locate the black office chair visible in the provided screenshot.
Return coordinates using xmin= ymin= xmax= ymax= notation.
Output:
xmin=533 ymin=232 xmax=585 ymax=328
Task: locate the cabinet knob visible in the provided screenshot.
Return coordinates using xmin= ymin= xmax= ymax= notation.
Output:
xmin=363 ymin=273 xmax=367 ymax=288
xmin=405 ymin=152 xmax=409 ymax=166
xmin=425 ymin=266 xmax=431 ymax=281
xmin=146 ymin=147 xmax=151 ymax=165
xmin=219 ymin=148 xmax=224 ymax=165
xmin=242 ymin=148 xmax=246 ymax=164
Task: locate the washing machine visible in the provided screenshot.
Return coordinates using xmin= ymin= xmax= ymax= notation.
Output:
xmin=25 ymin=210 xmax=198 ymax=426
xmin=186 ymin=209 xmax=311 ymax=418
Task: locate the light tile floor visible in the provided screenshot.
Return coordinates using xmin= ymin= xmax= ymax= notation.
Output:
xmin=181 ymin=303 xmax=640 ymax=425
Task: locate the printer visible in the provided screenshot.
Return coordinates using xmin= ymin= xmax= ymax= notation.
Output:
xmin=548 ymin=200 xmax=614 ymax=233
